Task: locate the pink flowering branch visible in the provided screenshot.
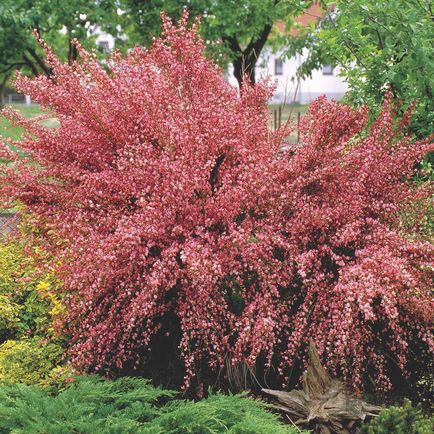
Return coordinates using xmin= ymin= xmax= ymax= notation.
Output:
xmin=1 ymin=12 xmax=432 ymax=393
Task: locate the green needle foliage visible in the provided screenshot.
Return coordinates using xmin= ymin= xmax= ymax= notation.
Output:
xmin=0 ymin=375 xmax=302 ymax=434
xmin=360 ymin=400 xmax=434 ymax=434
xmin=0 ymin=376 xmax=174 ymax=433
xmin=147 ymin=392 xmax=298 ymax=433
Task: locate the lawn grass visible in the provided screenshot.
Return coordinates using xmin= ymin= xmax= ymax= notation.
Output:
xmin=269 ymin=103 xmax=309 ymax=124
xmin=0 ymin=103 xmax=43 ymax=140
xmin=269 ymin=103 xmax=309 ymax=143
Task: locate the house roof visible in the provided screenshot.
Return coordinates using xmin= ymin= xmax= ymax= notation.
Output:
xmin=275 ymin=2 xmax=334 ymax=37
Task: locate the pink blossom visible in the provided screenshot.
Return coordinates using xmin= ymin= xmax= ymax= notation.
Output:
xmin=1 ymin=12 xmax=432 ymax=392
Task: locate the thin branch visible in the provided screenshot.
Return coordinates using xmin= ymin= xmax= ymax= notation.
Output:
xmin=325 ymin=10 xmax=368 ymax=70
xmin=22 ymin=53 xmax=39 ymax=76
xmin=0 ymin=62 xmax=27 ymax=75
xmin=26 ymin=47 xmax=52 ymax=77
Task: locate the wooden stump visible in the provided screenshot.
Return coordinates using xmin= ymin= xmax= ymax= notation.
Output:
xmin=262 ymin=341 xmax=381 ymax=433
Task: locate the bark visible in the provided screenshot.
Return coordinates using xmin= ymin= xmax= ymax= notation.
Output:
xmin=0 ymin=67 xmax=24 ymax=107
xmin=223 ymin=22 xmax=272 ymax=89
xmin=26 ymin=47 xmax=52 ymax=77
xmin=68 ymin=37 xmax=78 ymax=65
xmin=0 ymin=78 xmax=5 ymax=108
xmin=22 ymin=53 xmax=40 ymax=77
xmin=262 ymin=341 xmax=381 ymax=434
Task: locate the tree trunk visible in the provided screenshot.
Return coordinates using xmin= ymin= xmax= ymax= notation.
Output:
xmin=232 ymin=55 xmax=256 ymax=89
xmin=26 ymin=47 xmax=52 ymax=77
xmin=68 ymin=36 xmax=78 ymax=65
xmin=0 ymin=74 xmax=8 ymax=108
xmin=0 ymin=84 xmax=4 ymax=108
xmin=262 ymin=341 xmax=381 ymax=433
xmin=225 ymin=22 xmax=272 ymax=90
xmin=22 ymin=53 xmax=40 ymax=76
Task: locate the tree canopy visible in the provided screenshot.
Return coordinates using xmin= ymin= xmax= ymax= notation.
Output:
xmin=0 ymin=0 xmax=317 ymax=91
xmin=118 ymin=0 xmax=314 ymax=87
xmin=290 ymin=0 xmax=434 ymax=138
xmin=0 ymin=0 xmax=116 ymax=101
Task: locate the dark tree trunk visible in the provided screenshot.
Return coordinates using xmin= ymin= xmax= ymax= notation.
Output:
xmin=0 ymin=79 xmax=5 ymax=108
xmin=232 ymin=55 xmax=256 ymax=88
xmin=224 ymin=22 xmax=272 ymax=90
xmin=68 ymin=37 xmax=78 ymax=65
xmin=26 ymin=47 xmax=52 ymax=77
xmin=232 ymin=56 xmax=244 ymax=89
xmin=22 ymin=53 xmax=40 ymax=76
xmin=0 ymin=67 xmax=22 ymax=107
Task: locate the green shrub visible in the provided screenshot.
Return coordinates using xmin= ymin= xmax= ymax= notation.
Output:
xmin=0 ymin=230 xmax=63 ymax=341
xmin=0 ymin=294 xmax=21 ymax=339
xmin=0 ymin=375 xmax=302 ymax=433
xmin=146 ymin=392 xmax=299 ymax=434
xmin=361 ymin=399 xmax=434 ymax=434
xmin=0 ymin=338 xmax=64 ymax=386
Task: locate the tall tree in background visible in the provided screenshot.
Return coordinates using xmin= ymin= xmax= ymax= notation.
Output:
xmin=0 ymin=0 xmax=116 ymax=103
xmin=119 ymin=0 xmax=313 ymax=88
xmin=288 ymin=0 xmax=434 ymax=139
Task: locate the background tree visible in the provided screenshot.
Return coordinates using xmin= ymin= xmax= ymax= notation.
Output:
xmin=0 ymin=0 xmax=117 ymax=104
xmin=118 ymin=0 xmax=314 ymax=88
xmin=288 ymin=0 xmax=434 ymax=139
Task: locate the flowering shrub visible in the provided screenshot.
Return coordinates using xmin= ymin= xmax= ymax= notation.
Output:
xmin=0 ymin=221 xmax=63 ymax=341
xmin=0 ymin=338 xmax=64 ymax=386
xmin=0 ymin=219 xmax=68 ymax=386
xmin=1 ymin=13 xmax=432 ymax=392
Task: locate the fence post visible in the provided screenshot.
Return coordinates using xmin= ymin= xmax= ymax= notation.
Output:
xmin=297 ymin=112 xmax=301 ymax=143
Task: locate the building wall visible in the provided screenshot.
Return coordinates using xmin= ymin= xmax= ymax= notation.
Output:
xmin=94 ymin=31 xmax=116 ymax=51
xmin=256 ymin=49 xmax=302 ymax=104
xmin=227 ymin=47 xmax=348 ymax=104
xmin=298 ymin=48 xmax=348 ymax=104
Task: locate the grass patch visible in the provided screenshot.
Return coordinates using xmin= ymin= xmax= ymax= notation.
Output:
xmin=0 ymin=103 xmax=58 ymax=140
xmin=269 ymin=103 xmax=309 ymax=144
xmin=0 ymin=104 xmax=43 ymax=141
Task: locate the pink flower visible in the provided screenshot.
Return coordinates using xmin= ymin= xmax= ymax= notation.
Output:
xmin=1 ymin=12 xmax=432 ymax=393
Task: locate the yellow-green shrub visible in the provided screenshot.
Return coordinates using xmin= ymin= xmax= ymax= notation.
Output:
xmin=0 ymin=338 xmax=64 ymax=385
xmin=0 ymin=233 xmax=30 ymax=295
xmin=0 ymin=295 xmax=21 ymax=338
xmin=0 ymin=226 xmax=63 ymax=341
xmin=0 ymin=218 xmax=67 ymax=387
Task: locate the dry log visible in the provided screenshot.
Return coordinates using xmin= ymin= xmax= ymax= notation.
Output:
xmin=262 ymin=340 xmax=381 ymax=433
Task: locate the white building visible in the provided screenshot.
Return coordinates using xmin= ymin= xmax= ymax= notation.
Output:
xmin=226 ymin=48 xmax=347 ymax=105
xmin=92 ymin=27 xmax=116 ymax=51
xmin=227 ymin=3 xmax=348 ymax=104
